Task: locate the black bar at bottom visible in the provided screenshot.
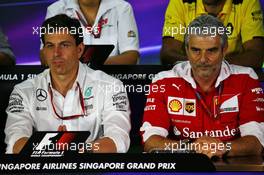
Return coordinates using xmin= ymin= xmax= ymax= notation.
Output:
xmin=0 ymin=153 xmax=215 ymax=173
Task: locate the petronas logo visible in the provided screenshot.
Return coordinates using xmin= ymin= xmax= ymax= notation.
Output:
xmin=85 ymin=87 xmax=92 ymax=98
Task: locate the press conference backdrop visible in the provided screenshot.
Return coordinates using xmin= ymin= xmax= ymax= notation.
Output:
xmin=2 ymin=0 xmax=263 ymax=65
xmin=0 ymin=0 xmax=168 ymax=65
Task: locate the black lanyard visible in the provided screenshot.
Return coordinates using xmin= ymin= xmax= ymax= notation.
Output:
xmin=48 ymin=82 xmax=86 ymax=120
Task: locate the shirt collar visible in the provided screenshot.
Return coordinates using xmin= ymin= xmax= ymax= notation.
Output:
xmin=197 ymin=0 xmax=232 ymax=16
xmin=64 ymin=0 xmax=121 ymax=21
xmin=97 ymin=0 xmax=122 ymax=18
xmin=215 ymin=60 xmax=231 ymax=87
xmin=173 ymin=60 xmax=231 ymax=89
xmin=75 ymin=61 xmax=86 ymax=85
xmin=64 ymin=0 xmax=81 ymax=12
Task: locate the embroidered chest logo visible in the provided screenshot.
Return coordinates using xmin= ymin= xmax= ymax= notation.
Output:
xmin=185 ymin=101 xmax=195 ymax=113
xmin=168 ymin=97 xmax=196 ymax=116
xmin=216 ymin=94 xmax=239 ymax=114
xmin=84 ymin=87 xmax=93 ymax=98
xmin=36 ymin=89 xmax=47 ymax=101
xmin=169 ymin=99 xmax=182 ymax=112
xmin=127 ymin=30 xmax=136 ymax=38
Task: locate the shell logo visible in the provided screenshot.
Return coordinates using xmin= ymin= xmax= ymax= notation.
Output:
xmin=169 ymin=99 xmax=182 ymax=112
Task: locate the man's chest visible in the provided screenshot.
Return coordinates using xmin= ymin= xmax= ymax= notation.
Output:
xmin=163 ymin=83 xmax=241 ymax=140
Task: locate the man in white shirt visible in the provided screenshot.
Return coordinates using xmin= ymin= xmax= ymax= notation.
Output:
xmin=5 ymin=14 xmax=131 ymax=154
xmin=44 ymin=0 xmax=139 ymax=65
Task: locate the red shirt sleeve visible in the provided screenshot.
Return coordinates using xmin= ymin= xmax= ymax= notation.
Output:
xmin=142 ymin=80 xmax=170 ymax=131
xmin=239 ymin=76 xmax=264 ymax=125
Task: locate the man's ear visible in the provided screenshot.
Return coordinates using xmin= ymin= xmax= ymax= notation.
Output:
xmin=77 ymin=42 xmax=85 ymax=59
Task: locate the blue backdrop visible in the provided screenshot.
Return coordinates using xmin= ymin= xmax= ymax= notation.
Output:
xmin=0 ymin=0 xmax=263 ymax=65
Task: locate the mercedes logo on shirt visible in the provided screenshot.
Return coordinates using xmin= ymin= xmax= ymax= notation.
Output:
xmin=36 ymin=89 xmax=47 ymax=101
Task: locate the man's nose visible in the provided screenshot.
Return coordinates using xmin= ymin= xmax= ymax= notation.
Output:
xmin=54 ymin=46 xmax=62 ymax=57
xmin=200 ymin=51 xmax=208 ymax=63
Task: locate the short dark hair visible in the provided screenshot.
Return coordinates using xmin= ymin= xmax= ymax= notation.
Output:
xmin=41 ymin=14 xmax=83 ymax=45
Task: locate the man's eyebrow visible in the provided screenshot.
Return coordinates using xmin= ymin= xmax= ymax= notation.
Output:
xmin=207 ymin=47 xmax=219 ymax=51
xmin=44 ymin=41 xmax=73 ymax=45
xmin=60 ymin=41 xmax=73 ymax=44
xmin=44 ymin=41 xmax=53 ymax=45
xmin=190 ymin=46 xmax=201 ymax=50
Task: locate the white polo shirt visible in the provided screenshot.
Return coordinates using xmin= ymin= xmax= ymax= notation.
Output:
xmin=45 ymin=0 xmax=139 ymax=57
xmin=5 ymin=62 xmax=131 ymax=153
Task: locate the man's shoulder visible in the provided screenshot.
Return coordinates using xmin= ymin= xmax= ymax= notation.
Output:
xmin=153 ymin=62 xmax=189 ymax=83
xmin=113 ymin=0 xmax=131 ymax=6
xmin=47 ymin=0 xmax=68 ymax=12
xmin=169 ymin=0 xmax=196 ymax=7
xmin=14 ymin=70 xmax=49 ymax=92
xmin=84 ymin=66 xmax=122 ymax=85
xmin=228 ymin=64 xmax=258 ymax=80
xmin=153 ymin=69 xmax=177 ymax=83
xmin=232 ymin=0 xmax=258 ymax=9
xmin=171 ymin=0 xmax=250 ymax=8
xmin=104 ymin=0 xmax=133 ymax=11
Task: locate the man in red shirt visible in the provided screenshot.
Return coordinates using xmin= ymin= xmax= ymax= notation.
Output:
xmin=141 ymin=15 xmax=264 ymax=158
